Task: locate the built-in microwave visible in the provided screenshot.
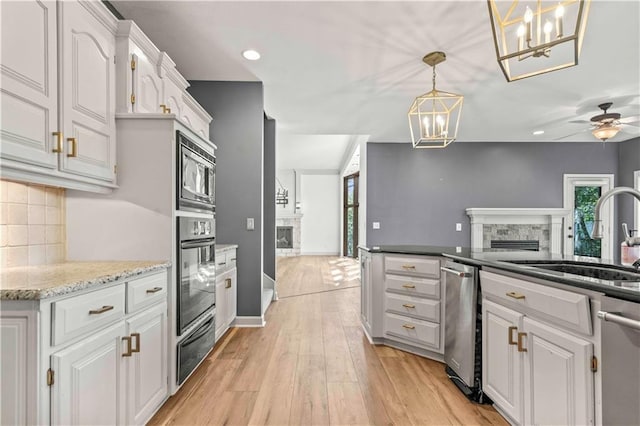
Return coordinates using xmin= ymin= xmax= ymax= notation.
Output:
xmin=176 ymin=131 xmax=215 ymax=213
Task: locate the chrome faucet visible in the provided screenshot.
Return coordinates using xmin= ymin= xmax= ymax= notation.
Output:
xmin=591 ymin=186 xmax=640 ymax=243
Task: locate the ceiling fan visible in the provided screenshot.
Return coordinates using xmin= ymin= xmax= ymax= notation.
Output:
xmin=555 ymin=102 xmax=640 ymax=142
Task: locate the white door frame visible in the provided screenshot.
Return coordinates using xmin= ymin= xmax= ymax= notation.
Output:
xmin=563 ymin=174 xmax=615 ymax=259
xmin=635 ymin=170 xmax=640 ymax=231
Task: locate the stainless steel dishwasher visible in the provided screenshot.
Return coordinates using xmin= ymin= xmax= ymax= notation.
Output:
xmin=442 ymin=260 xmax=487 ymax=403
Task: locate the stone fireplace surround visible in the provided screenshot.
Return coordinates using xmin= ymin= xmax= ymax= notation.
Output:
xmin=276 ymin=214 xmax=302 ymax=256
xmin=466 ymin=208 xmax=570 ymax=254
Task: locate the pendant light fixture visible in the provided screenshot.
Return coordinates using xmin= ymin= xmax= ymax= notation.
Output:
xmin=408 ymin=51 xmax=464 ymax=149
xmin=487 ymin=0 xmax=591 ymax=82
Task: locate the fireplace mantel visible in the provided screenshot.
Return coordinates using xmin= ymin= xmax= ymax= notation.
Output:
xmin=466 ymin=208 xmax=570 ymax=253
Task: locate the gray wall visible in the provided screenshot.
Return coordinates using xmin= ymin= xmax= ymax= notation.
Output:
xmin=263 ymin=116 xmax=276 ymax=280
xmin=617 ymin=137 xmax=640 ymax=239
xmin=366 ymin=142 xmax=620 ymax=248
xmin=188 ymin=81 xmax=264 ymax=317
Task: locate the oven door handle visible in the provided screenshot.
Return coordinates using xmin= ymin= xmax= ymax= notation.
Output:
xmin=181 ymin=238 xmax=216 ymax=249
xmin=181 ymin=317 xmax=215 ymax=347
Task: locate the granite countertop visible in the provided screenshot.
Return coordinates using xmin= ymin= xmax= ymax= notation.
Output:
xmin=216 ymin=244 xmax=238 ymax=252
xmin=0 ymin=261 xmax=171 ymax=301
xmin=360 ymin=245 xmax=640 ymax=303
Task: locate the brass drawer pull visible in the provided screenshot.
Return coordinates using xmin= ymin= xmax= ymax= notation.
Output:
xmin=402 ymin=284 xmax=416 ymax=289
xmin=122 ymin=336 xmax=132 ymax=357
xmin=131 ymin=333 xmax=141 ymax=353
xmin=517 ymin=332 xmax=527 ymax=352
xmin=225 ymin=278 xmax=232 ymax=289
xmin=66 ymin=137 xmax=77 ymax=157
xmin=230 ymin=258 xmax=236 ymax=262
xmin=508 ymin=326 xmax=517 ymax=345
xmin=52 ymin=131 xmax=63 ymax=153
xmin=402 ymin=324 xmax=416 ymax=330
xmin=402 ymin=304 xmax=415 ymax=309
xmin=146 ymin=287 xmax=163 ymax=294
xmin=218 ymin=262 xmax=227 ymax=266
xmin=506 ymin=291 xmax=525 ymax=300
xmin=160 ymin=104 xmax=168 ymax=113
xmin=89 ymin=305 xmax=114 ymax=315
xmin=402 ymin=265 xmax=416 ymax=270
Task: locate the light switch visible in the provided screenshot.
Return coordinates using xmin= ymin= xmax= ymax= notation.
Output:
xmin=456 ymin=246 xmax=462 ymax=253
xmin=372 ymin=222 xmax=380 ymax=229
xmin=456 ymin=223 xmax=462 ymax=231
xmin=247 ymin=218 xmax=255 ymax=230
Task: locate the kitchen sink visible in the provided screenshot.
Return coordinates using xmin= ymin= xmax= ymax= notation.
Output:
xmin=507 ymin=261 xmax=640 ymax=281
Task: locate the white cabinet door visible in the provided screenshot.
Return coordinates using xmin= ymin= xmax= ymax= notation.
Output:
xmin=51 ymin=321 xmax=126 ymax=425
xmin=360 ymin=252 xmax=372 ymax=332
xmin=132 ymin=52 xmax=162 ymax=114
xmin=225 ymin=270 xmax=237 ymax=327
xmin=59 ymin=0 xmax=116 ymax=182
xmin=126 ymin=302 xmax=168 ymax=425
xmin=482 ymin=300 xmax=523 ymax=424
xmin=0 ymin=0 xmax=58 ymax=169
xmin=522 ymin=317 xmax=594 ymax=426
xmin=215 ymin=277 xmax=227 ymax=340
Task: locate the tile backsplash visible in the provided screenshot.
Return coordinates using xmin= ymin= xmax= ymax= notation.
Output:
xmin=1 ymin=180 xmax=66 ymax=268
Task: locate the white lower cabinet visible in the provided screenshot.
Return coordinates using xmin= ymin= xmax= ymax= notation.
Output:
xmin=126 ymin=302 xmax=168 ymax=425
xmin=522 ymin=317 xmax=594 ymax=426
xmin=51 ymin=321 xmax=127 ymax=425
xmin=0 ymin=269 xmax=169 ymax=425
xmin=483 ymin=300 xmax=523 ymax=424
xmin=360 ymin=249 xmax=373 ymax=334
xmin=215 ymin=246 xmax=238 ymax=340
xmin=481 ymin=270 xmax=595 ymax=426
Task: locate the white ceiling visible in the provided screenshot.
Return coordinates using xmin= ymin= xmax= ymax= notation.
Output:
xmin=113 ymin=0 xmax=640 ymax=147
xmin=277 ymin=134 xmax=355 ymax=170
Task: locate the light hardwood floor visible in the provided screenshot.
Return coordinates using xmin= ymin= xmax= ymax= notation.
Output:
xmin=276 ymin=256 xmax=361 ymax=298
xmin=150 ymin=256 xmax=507 ymax=425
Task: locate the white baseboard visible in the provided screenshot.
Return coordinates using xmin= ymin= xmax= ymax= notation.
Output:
xmin=263 ymin=273 xmax=275 ymax=290
xmin=233 ymin=316 xmax=266 ymax=327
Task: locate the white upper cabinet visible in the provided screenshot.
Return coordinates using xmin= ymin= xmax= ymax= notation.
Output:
xmin=0 ymin=0 xmax=58 ymax=170
xmin=0 ymin=0 xmax=118 ymax=192
xmin=59 ymin=0 xmax=117 ymax=182
xmin=116 ymin=22 xmax=212 ymax=139
xmin=115 ymin=21 xmax=163 ymax=114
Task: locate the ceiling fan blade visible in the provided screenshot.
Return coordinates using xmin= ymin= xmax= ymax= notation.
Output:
xmin=621 ymin=122 xmax=640 ymax=128
xmin=619 ymin=115 xmax=640 ymax=124
xmin=554 ymin=129 xmax=588 ymax=141
xmin=568 ymin=119 xmax=590 ymax=124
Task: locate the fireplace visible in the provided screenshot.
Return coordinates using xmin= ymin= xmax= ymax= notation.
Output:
xmin=276 ymin=214 xmax=302 ymax=256
xmin=277 ymin=226 xmax=293 ymax=249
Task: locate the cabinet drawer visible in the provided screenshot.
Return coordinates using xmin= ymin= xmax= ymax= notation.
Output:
xmin=385 ymin=293 xmax=440 ymax=323
xmin=225 ymin=250 xmax=237 ymax=270
xmin=52 ymin=284 xmax=125 ymax=346
xmin=384 ymin=312 xmax=440 ymax=350
xmin=480 ymin=271 xmax=592 ymax=335
xmin=127 ymin=271 xmax=167 ymax=313
xmin=385 ymin=255 xmax=440 ymax=278
xmin=385 ymin=274 xmax=440 ymax=299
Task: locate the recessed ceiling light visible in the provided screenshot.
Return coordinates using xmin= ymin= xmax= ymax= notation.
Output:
xmin=242 ymin=49 xmax=261 ymax=61
xmin=533 ymin=130 xmax=545 ymax=135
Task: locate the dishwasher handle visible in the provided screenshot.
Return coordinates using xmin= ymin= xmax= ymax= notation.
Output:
xmin=597 ymin=311 xmax=640 ymax=331
xmin=440 ymin=266 xmax=471 ymax=278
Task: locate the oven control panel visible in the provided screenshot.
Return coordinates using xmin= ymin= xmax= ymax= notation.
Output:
xmin=179 ymin=216 xmax=215 ymax=240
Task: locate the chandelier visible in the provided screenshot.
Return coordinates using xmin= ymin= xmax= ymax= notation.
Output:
xmin=408 ymin=52 xmax=464 ymax=149
xmin=487 ymin=0 xmax=591 ymax=82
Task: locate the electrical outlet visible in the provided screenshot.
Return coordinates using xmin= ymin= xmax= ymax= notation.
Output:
xmin=372 ymin=222 xmax=380 ymax=229
xmin=456 ymin=223 xmax=462 ymax=231
xmin=247 ymin=218 xmax=255 ymax=230
xmin=456 ymin=246 xmax=462 ymax=253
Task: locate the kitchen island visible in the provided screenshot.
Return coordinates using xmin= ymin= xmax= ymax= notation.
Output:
xmin=359 ymin=245 xmax=640 ymax=426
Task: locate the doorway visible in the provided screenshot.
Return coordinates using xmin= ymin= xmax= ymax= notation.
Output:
xmin=563 ymin=174 xmax=614 ymax=259
xmin=343 ymin=172 xmax=359 ymax=258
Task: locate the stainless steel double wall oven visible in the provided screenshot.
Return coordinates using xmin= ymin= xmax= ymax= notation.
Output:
xmin=175 ymin=130 xmax=217 ymax=385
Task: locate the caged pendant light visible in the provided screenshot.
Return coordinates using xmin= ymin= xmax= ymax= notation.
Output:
xmin=408 ymin=52 xmax=464 ymax=149
xmin=487 ymin=0 xmax=591 ymax=82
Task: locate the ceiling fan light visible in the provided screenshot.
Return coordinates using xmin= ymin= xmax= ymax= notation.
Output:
xmin=592 ymin=125 xmax=620 ymax=141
